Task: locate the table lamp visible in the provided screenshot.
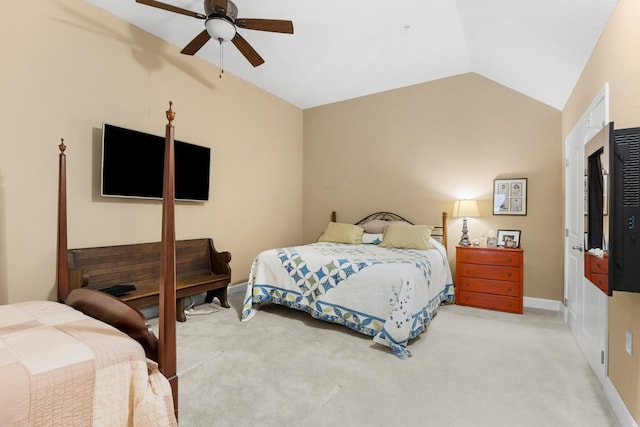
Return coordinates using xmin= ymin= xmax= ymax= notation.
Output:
xmin=452 ymin=200 xmax=480 ymax=246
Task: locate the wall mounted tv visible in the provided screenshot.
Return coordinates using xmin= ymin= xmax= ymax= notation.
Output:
xmin=609 ymin=124 xmax=640 ymax=294
xmin=101 ymin=123 xmax=210 ymax=202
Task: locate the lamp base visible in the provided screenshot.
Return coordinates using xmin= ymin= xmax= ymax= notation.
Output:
xmin=458 ymin=236 xmax=472 ymax=246
xmin=459 ymin=218 xmax=471 ymax=246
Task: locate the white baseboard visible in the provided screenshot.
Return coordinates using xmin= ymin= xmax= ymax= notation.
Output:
xmin=523 ymin=296 xmax=563 ymax=311
xmin=228 ymin=282 xmax=247 ymax=295
xmin=230 ymin=284 xmax=561 ymax=310
xmin=232 ymin=284 xmax=562 ymax=311
xmin=606 ymin=377 xmax=639 ymax=427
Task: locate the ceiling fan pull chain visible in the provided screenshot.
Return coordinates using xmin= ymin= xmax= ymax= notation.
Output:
xmin=219 ymin=39 xmax=224 ymax=78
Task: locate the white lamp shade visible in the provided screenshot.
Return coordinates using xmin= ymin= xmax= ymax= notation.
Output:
xmin=452 ymin=200 xmax=480 ymax=218
xmin=205 ymin=17 xmax=237 ymax=42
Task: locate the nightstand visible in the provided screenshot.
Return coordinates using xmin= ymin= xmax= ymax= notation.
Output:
xmin=455 ymin=245 xmax=523 ymax=314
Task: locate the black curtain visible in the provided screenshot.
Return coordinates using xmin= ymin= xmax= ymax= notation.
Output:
xmin=587 ymin=149 xmax=604 ymax=249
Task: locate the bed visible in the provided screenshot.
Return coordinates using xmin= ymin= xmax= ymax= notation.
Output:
xmin=0 ymin=300 xmax=174 ymax=425
xmin=241 ymin=212 xmax=454 ymax=359
xmin=0 ymin=103 xmax=179 ymax=425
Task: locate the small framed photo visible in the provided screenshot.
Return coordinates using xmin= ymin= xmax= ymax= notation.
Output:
xmin=493 ymin=178 xmax=527 ymax=215
xmin=497 ymin=229 xmax=521 ymax=248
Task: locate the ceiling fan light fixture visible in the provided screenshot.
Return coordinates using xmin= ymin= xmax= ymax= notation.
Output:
xmin=135 ymin=0 xmax=291 ymax=67
xmin=205 ymin=17 xmax=236 ymax=42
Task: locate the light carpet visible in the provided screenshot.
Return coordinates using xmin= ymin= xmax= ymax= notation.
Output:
xmin=151 ymin=292 xmax=618 ymax=427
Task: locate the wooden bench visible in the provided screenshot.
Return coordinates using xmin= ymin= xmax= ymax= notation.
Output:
xmin=68 ymin=238 xmax=231 ymax=322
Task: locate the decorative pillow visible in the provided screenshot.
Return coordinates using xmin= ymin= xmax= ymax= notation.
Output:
xmin=361 ymin=233 xmax=383 ymax=244
xmin=318 ymin=222 xmax=364 ymax=244
xmin=379 ymin=224 xmax=432 ymax=250
xmin=361 ymin=219 xmax=408 ymax=234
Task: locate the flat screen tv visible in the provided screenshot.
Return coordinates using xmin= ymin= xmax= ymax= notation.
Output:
xmin=610 ymin=124 xmax=640 ymax=294
xmin=101 ymin=123 xmax=210 ymax=202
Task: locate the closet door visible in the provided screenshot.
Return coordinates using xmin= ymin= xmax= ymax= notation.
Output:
xmin=564 ymin=85 xmax=609 ymax=385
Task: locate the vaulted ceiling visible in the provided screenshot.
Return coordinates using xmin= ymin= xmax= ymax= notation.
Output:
xmin=87 ymin=0 xmax=618 ymax=110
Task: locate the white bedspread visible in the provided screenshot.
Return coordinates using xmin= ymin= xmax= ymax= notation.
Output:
xmin=242 ymin=241 xmax=454 ymax=358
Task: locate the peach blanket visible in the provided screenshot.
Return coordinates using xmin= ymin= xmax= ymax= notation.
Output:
xmin=0 ymin=301 xmax=176 ymax=426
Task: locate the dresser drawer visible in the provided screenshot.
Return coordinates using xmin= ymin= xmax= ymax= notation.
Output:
xmin=457 ymin=263 xmax=520 ymax=282
xmin=457 ymin=248 xmax=522 ymax=267
xmin=457 ymin=290 xmax=522 ymax=314
xmin=457 ymin=277 xmax=521 ymax=297
xmin=590 ymin=273 xmax=608 ymax=293
xmin=589 ymin=256 xmax=608 ymax=274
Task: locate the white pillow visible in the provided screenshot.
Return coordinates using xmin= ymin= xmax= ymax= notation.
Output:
xmin=361 ymin=233 xmax=383 ymax=244
xmin=429 ymin=237 xmax=445 ymax=251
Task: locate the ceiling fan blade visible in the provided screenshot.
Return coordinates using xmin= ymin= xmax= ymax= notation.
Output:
xmin=135 ymin=0 xmax=205 ymax=19
xmin=180 ymin=30 xmax=212 ymax=55
xmin=235 ymin=19 xmax=294 ymax=34
xmin=232 ymin=33 xmax=265 ymax=67
xmin=211 ymin=0 xmax=228 ymax=15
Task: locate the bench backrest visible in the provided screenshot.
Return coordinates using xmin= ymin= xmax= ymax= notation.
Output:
xmin=68 ymin=238 xmax=217 ymax=289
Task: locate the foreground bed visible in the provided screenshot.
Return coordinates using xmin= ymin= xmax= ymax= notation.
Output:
xmin=0 ymin=300 xmax=174 ymax=426
xmin=242 ymin=212 xmax=454 ymax=358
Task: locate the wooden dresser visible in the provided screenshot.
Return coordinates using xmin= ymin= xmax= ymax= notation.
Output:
xmin=584 ymin=252 xmax=608 ymax=294
xmin=455 ymin=245 xmax=523 ymax=314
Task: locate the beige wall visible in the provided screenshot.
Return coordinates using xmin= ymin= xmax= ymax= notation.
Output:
xmin=303 ymin=73 xmax=563 ymax=301
xmin=0 ymin=0 xmax=303 ymax=304
xmin=562 ymin=0 xmax=640 ymax=421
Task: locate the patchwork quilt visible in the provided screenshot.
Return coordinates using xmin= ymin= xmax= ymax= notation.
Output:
xmin=0 ymin=301 xmax=176 ymax=426
xmin=242 ymin=241 xmax=454 ymax=358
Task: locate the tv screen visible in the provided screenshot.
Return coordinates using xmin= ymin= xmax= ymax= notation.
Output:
xmin=610 ymin=125 xmax=640 ymax=294
xmin=101 ymin=123 xmax=210 ymax=201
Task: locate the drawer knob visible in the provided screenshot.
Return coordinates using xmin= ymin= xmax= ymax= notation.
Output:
xmin=464 ymin=268 xmax=470 ymax=274
xmin=465 ymin=254 xmax=470 ymax=259
xmin=508 ymin=287 xmax=513 ymax=292
xmin=464 ymin=296 xmax=470 ymax=301
xmin=507 ymin=302 xmax=513 ymax=307
xmin=507 ymin=272 xmax=512 ymax=277
xmin=507 ymin=257 xmax=512 ymax=262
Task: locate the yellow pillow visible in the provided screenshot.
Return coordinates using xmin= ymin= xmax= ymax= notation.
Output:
xmin=379 ymin=224 xmax=432 ymax=250
xmin=318 ymin=222 xmax=364 ymax=244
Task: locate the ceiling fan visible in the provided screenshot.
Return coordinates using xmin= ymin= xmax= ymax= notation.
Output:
xmin=135 ymin=0 xmax=294 ymax=67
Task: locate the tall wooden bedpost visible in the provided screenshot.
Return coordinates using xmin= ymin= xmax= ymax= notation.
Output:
xmin=159 ymin=102 xmax=178 ymax=417
xmin=56 ymin=140 xmax=69 ymax=302
xmin=442 ymin=211 xmax=448 ymax=251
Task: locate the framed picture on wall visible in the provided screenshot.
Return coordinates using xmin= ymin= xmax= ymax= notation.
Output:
xmin=493 ymin=178 xmax=527 ymax=215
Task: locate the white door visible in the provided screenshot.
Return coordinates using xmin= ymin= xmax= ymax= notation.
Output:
xmin=565 ymin=124 xmax=583 ymax=327
xmin=564 ymin=85 xmax=609 ymax=384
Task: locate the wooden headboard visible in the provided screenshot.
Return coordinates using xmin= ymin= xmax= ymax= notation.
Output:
xmin=331 ymin=211 xmax=448 ymax=250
